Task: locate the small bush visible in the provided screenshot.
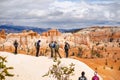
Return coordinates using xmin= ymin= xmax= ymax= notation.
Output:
xmin=117 ymin=58 xmax=120 ymax=60
xmin=0 ymin=56 xmax=14 ymax=80
xmin=107 ymin=53 xmax=109 ymax=56
xmin=103 ymin=66 xmax=105 ymax=69
xmin=114 ymin=53 xmax=117 ymax=55
xmin=43 ymin=59 xmax=75 ymax=80
xmin=96 ymin=53 xmax=101 ymax=58
xmin=111 ymin=66 xmax=113 ymax=69
xmin=114 ymin=60 xmax=117 ymax=63
xmin=105 ymin=62 xmax=107 ymax=65
xmin=118 ymin=66 xmax=120 ymax=71
xmin=101 ymin=47 xmax=104 ymax=50
xmin=95 ymin=67 xmax=97 ymax=71
xmin=105 ymin=59 xmax=108 ymax=65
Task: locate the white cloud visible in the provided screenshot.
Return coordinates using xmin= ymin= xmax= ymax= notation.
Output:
xmin=28 ymin=10 xmax=47 ymax=17
xmin=49 ymin=0 xmax=120 ymax=21
xmin=0 ymin=0 xmax=120 ymax=28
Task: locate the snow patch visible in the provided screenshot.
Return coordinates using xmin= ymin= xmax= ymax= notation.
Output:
xmin=0 ymin=52 xmax=103 ymax=80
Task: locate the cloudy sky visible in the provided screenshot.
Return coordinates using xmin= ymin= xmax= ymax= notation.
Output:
xmin=0 ymin=0 xmax=120 ymax=29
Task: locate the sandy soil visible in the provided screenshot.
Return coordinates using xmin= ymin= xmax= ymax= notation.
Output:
xmin=73 ymin=57 xmax=120 ymax=80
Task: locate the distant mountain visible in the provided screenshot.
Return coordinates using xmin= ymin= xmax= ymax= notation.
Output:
xmin=0 ymin=25 xmax=50 ymax=33
xmin=0 ymin=25 xmax=80 ymax=33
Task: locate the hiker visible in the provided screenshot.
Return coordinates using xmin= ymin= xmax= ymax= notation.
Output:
xmin=54 ymin=41 xmax=62 ymax=59
xmin=78 ymin=71 xmax=87 ymax=80
xmin=13 ymin=40 xmax=18 ymax=54
xmin=35 ymin=40 xmax=41 ymax=57
xmin=92 ymin=72 xmax=99 ymax=80
xmin=64 ymin=42 xmax=70 ymax=58
xmin=49 ymin=41 xmax=55 ymax=58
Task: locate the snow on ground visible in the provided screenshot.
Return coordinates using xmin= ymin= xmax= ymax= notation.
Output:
xmin=0 ymin=52 xmax=103 ymax=80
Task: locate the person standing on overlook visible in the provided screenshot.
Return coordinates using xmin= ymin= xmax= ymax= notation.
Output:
xmin=92 ymin=72 xmax=99 ymax=80
xmin=78 ymin=71 xmax=87 ymax=80
xmin=54 ymin=41 xmax=62 ymax=59
xmin=13 ymin=40 xmax=18 ymax=54
xmin=35 ymin=40 xmax=41 ymax=57
xmin=49 ymin=41 xmax=55 ymax=58
xmin=64 ymin=42 xmax=70 ymax=58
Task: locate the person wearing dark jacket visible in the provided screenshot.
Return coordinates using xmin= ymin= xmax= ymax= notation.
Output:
xmin=13 ymin=40 xmax=18 ymax=54
xmin=64 ymin=42 xmax=70 ymax=58
xmin=35 ymin=40 xmax=41 ymax=57
xmin=78 ymin=71 xmax=87 ymax=80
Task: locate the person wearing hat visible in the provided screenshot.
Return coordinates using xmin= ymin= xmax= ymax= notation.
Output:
xmin=92 ymin=72 xmax=99 ymax=80
xmin=35 ymin=40 xmax=41 ymax=57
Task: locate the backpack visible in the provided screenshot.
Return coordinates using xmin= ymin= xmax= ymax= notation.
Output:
xmin=51 ymin=43 xmax=55 ymax=48
xmin=55 ymin=43 xmax=59 ymax=50
xmin=65 ymin=43 xmax=70 ymax=50
xmin=14 ymin=41 xmax=18 ymax=47
xmin=35 ymin=41 xmax=40 ymax=48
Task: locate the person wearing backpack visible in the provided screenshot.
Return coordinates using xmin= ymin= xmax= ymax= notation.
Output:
xmin=49 ymin=41 xmax=55 ymax=58
xmin=13 ymin=40 xmax=18 ymax=54
xmin=35 ymin=40 xmax=41 ymax=57
xmin=64 ymin=42 xmax=70 ymax=58
xmin=54 ymin=41 xmax=62 ymax=59
xmin=78 ymin=71 xmax=87 ymax=80
xmin=92 ymin=72 xmax=99 ymax=80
